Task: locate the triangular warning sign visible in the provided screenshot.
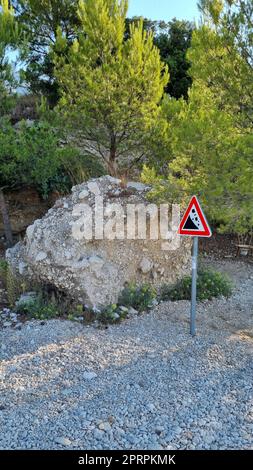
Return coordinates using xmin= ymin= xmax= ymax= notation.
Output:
xmin=178 ymin=196 xmax=212 ymax=237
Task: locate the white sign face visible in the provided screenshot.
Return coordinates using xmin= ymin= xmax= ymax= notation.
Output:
xmin=187 ymin=205 xmax=204 ymax=231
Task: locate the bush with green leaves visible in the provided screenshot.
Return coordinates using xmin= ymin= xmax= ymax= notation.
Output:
xmin=118 ymin=283 xmax=157 ymax=312
xmin=160 ymin=269 xmax=233 ymax=302
xmin=0 ymin=259 xmax=8 ymax=279
xmin=99 ymin=304 xmax=121 ymax=324
xmin=0 ymin=260 xmax=20 ymax=307
xmin=15 ymin=294 xmax=59 ymax=320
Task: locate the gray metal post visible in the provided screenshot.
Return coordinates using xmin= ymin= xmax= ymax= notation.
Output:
xmin=190 ymin=237 xmax=198 ymax=336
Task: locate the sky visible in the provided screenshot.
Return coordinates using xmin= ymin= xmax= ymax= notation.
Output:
xmin=128 ymin=0 xmax=200 ymax=22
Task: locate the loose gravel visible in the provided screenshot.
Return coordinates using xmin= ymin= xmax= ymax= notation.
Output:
xmin=0 ymin=259 xmax=252 ymax=450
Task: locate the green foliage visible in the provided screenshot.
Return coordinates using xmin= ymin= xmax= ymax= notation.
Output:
xmin=143 ymin=80 xmax=253 ymax=234
xmin=160 ymin=269 xmax=233 ymax=302
xmin=0 ymin=259 xmax=8 ymax=278
xmin=5 ymin=264 xmax=17 ymax=307
xmin=143 ymin=0 xmax=253 ymax=236
xmin=15 ymin=3 xmax=192 ymax=104
xmin=190 ymin=0 xmax=253 ymax=129
xmin=156 ymin=19 xmax=193 ymax=100
xmin=0 ymin=0 xmax=20 ymax=115
xmin=16 ymin=293 xmax=60 ymax=320
xmin=0 ymin=119 xmax=60 ymax=193
xmin=126 ymin=18 xmax=194 ymax=99
xmin=0 ymin=117 xmax=103 ymax=197
xmin=99 ymin=303 xmax=121 ymax=324
xmin=118 ymin=283 xmax=157 ymax=312
xmin=13 ymin=0 xmax=80 ymax=106
xmin=0 ymin=260 xmax=33 ymax=307
xmin=0 ymin=260 xmax=19 ymax=307
xmin=67 ymin=305 xmax=97 ymax=323
xmin=54 ymin=0 xmax=169 ymax=175
xmin=58 ymin=148 xmax=105 ymax=186
xmin=99 ymin=303 xmax=129 ymax=324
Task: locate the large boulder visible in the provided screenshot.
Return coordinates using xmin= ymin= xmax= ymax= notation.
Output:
xmin=6 ymin=176 xmax=192 ymax=307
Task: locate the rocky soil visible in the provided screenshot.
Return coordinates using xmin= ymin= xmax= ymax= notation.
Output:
xmin=0 ymin=258 xmax=252 ymax=450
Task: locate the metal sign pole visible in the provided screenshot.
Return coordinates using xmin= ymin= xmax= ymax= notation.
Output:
xmin=190 ymin=236 xmax=198 ymax=336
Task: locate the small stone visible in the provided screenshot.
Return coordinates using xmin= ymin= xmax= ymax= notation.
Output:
xmin=15 ymin=292 xmax=37 ymax=308
xmin=128 ymin=307 xmax=139 ymax=316
xmin=78 ymin=190 xmax=89 ymax=200
xmin=155 ymin=426 xmax=164 ymax=435
xmin=119 ymin=306 xmax=129 ymax=313
xmin=127 ymin=182 xmax=148 ymax=191
xmin=147 ymin=403 xmax=156 ymax=413
xmin=18 ymin=261 xmax=27 ymax=275
xmin=139 ymin=257 xmax=153 ymax=274
xmin=55 ymin=437 xmax=72 ymax=447
xmin=112 ymin=312 xmax=120 ymax=320
xmin=98 ymin=422 xmax=111 ymax=432
xmin=35 ymin=251 xmax=47 ymax=262
xmin=83 ymin=371 xmax=97 ymax=380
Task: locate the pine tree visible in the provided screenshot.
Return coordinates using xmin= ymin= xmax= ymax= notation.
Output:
xmin=0 ymin=0 xmax=19 ymax=115
xmin=54 ymin=0 xmax=169 ymax=176
xmin=142 ymin=0 xmax=253 ymax=235
xmin=190 ymin=0 xmax=253 ymax=129
xmin=142 ymin=80 xmax=253 ymax=235
xmin=126 ymin=17 xmax=194 ymax=99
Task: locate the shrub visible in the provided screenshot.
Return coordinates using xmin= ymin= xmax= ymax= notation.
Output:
xmin=160 ymin=269 xmax=233 ymax=302
xmin=0 ymin=260 xmax=19 ymax=307
xmin=118 ymin=283 xmax=157 ymax=312
xmin=67 ymin=304 xmax=97 ymax=323
xmin=99 ymin=303 xmax=121 ymax=324
xmin=16 ymin=294 xmax=59 ymax=320
xmin=0 ymin=259 xmax=8 ymax=281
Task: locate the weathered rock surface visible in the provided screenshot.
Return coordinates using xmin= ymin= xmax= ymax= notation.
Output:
xmin=6 ymin=176 xmax=191 ymax=307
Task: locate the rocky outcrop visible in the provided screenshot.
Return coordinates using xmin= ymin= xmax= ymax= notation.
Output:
xmin=6 ymin=176 xmax=192 ymax=307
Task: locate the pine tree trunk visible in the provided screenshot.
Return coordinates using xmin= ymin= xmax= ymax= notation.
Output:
xmin=108 ymin=134 xmax=118 ymax=177
xmin=0 ymin=188 xmax=14 ymax=247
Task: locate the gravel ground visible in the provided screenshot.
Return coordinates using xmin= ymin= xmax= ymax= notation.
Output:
xmin=0 ymin=258 xmax=253 ymax=450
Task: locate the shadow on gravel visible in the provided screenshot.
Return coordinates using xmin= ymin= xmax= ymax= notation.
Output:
xmin=1 ymin=316 xmax=253 ymax=450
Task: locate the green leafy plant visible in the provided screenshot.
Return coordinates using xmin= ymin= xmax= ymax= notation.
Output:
xmin=67 ymin=306 xmax=97 ymax=324
xmin=67 ymin=304 xmax=84 ymax=321
xmin=67 ymin=313 xmax=75 ymax=321
xmin=0 ymin=261 xmax=20 ymax=307
xmin=118 ymin=283 xmax=157 ymax=312
xmin=160 ymin=269 xmax=233 ymax=302
xmin=16 ymin=294 xmax=59 ymax=320
xmin=99 ymin=304 xmax=120 ymax=324
xmin=0 ymin=260 xmax=34 ymax=307
xmin=0 ymin=259 xmax=8 ymax=280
